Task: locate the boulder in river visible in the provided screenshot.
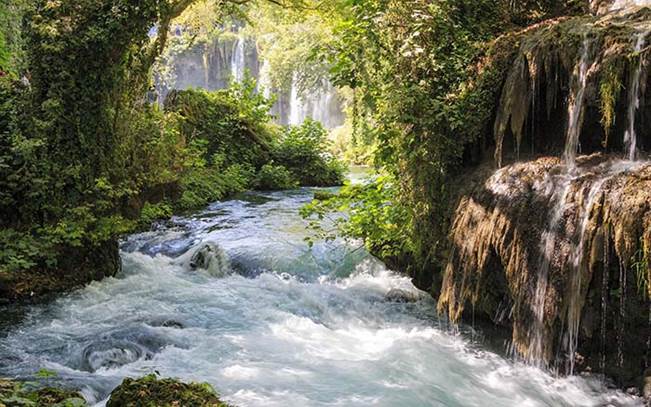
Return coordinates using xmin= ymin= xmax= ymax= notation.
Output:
xmin=107 ymin=374 xmax=232 ymax=407
xmin=385 ymin=288 xmax=423 ymax=303
xmin=188 ymin=243 xmax=230 ymax=278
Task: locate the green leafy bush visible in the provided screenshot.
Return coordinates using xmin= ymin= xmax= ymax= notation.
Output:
xmin=301 ymin=175 xmax=413 ymax=265
xmin=139 ymin=202 xmax=173 ymax=228
xmin=273 ymin=119 xmax=347 ymax=187
xmin=177 ymin=164 xmax=254 ymax=211
xmin=255 ymin=163 xmax=299 ymax=190
xmin=164 ymin=77 xmax=276 ymax=170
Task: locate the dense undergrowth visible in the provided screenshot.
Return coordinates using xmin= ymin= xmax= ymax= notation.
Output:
xmin=0 ymin=0 xmax=344 ymax=293
xmin=303 ymin=0 xmax=591 ymax=292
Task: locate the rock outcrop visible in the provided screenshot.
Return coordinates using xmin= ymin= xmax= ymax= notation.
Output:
xmin=107 ymin=375 xmax=232 ymax=407
xmin=438 ymin=2 xmax=651 ymax=387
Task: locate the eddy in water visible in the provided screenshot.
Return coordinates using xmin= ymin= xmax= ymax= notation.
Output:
xmin=0 ymin=186 xmax=640 ymax=406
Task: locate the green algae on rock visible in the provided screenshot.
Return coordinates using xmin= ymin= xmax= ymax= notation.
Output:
xmin=106 ymin=375 xmax=233 ymax=407
xmin=0 ymin=378 xmax=86 ymax=407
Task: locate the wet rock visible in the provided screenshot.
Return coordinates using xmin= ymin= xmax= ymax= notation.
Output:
xmin=189 ymin=243 xmax=230 ymax=277
xmin=107 ymin=374 xmax=232 ymax=407
xmin=643 ymin=369 xmax=651 ymax=399
xmin=147 ymin=317 xmax=185 ymax=329
xmin=385 ymin=288 xmax=422 ymax=303
xmin=439 ymin=155 xmax=651 ymax=383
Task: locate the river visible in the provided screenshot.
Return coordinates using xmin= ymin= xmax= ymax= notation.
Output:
xmin=0 ymin=182 xmax=641 ymax=406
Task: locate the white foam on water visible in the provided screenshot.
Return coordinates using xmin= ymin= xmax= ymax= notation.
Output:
xmin=0 ymin=189 xmax=642 ymax=407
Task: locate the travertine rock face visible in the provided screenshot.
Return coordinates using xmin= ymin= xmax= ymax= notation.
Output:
xmin=440 ymin=156 xmax=651 ymax=383
xmin=439 ymin=3 xmax=651 ymax=386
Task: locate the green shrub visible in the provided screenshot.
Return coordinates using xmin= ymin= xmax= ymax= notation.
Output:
xmin=176 ymin=164 xmax=254 ymax=211
xmin=164 ymin=77 xmax=276 ymax=170
xmin=301 ymin=175 xmax=413 ymax=263
xmin=273 ymin=119 xmax=347 ymax=187
xmin=255 ymin=163 xmax=299 ymax=190
xmin=139 ymin=202 xmax=173 ymax=228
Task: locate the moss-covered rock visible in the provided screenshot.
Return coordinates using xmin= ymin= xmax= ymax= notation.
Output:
xmin=0 ymin=378 xmax=86 ymax=407
xmin=106 ymin=375 xmax=232 ymax=407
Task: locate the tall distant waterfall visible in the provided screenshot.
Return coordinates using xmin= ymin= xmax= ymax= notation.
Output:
xmin=289 ymin=75 xmax=343 ymax=129
xmin=157 ymin=34 xmax=345 ymax=129
xmin=231 ymin=37 xmax=246 ymax=83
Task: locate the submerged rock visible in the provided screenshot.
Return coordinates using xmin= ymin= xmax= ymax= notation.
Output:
xmin=106 ymin=374 xmax=232 ymax=407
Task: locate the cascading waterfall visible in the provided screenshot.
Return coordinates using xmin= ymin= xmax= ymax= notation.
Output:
xmin=563 ymin=161 xmax=645 ymax=374
xmin=562 ymin=37 xmax=597 ymax=169
xmin=624 ymin=31 xmax=648 ymax=160
xmin=528 ymin=173 xmax=573 ymax=365
xmin=288 ymin=75 xmax=343 ymax=128
xmin=440 ymin=6 xmax=651 ymax=383
xmin=527 ymin=36 xmax=598 ymax=364
xmin=259 ymin=59 xmax=272 ymax=99
xmin=289 ymin=73 xmax=303 ymax=126
xmin=231 ymin=36 xmax=246 ymax=83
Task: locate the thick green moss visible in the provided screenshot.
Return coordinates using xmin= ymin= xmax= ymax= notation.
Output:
xmin=0 ymin=378 xmax=86 ymax=406
xmin=107 ymin=375 xmax=232 ymax=407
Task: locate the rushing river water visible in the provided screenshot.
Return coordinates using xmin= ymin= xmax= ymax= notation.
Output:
xmin=0 ymin=183 xmax=642 ymax=406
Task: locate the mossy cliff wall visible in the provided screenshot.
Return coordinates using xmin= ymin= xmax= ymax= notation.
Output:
xmin=437 ymin=4 xmax=651 ymax=388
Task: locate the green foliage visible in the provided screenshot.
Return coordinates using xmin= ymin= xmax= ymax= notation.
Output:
xmin=0 ymin=377 xmax=86 ymax=407
xmin=0 ymin=1 xmax=27 ymax=74
xmin=139 ymin=202 xmax=174 ymax=228
xmin=255 ymin=163 xmax=299 ymax=190
xmin=177 ymin=164 xmax=254 ymax=211
xmin=272 ymin=119 xmax=346 ymax=187
xmin=106 ymin=374 xmax=232 ymax=407
xmin=599 ymin=60 xmax=624 ymax=145
xmin=165 ymin=78 xmax=275 ymax=169
xmin=301 ymin=175 xmax=412 ymax=263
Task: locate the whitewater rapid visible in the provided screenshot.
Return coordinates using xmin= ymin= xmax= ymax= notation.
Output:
xmin=0 ymin=187 xmax=641 ymax=406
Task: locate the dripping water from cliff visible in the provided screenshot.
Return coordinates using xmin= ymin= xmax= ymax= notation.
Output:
xmin=441 ymin=6 xmax=651 ymax=386
xmin=563 ymin=36 xmax=598 ymax=170
xmin=624 ymin=31 xmax=648 ymax=160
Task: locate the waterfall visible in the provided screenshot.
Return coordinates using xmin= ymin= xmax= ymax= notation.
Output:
xmin=527 ymin=39 xmax=599 ymax=362
xmin=259 ymin=59 xmax=272 ymax=99
xmin=624 ymin=31 xmax=648 ymax=161
xmin=289 ymin=73 xmax=304 ymax=126
xmin=231 ymin=37 xmax=246 ymax=83
xmin=527 ymin=172 xmax=573 ymax=365
xmin=562 ymin=160 xmax=645 ymax=373
xmin=563 ymin=37 xmax=597 ymax=169
xmin=289 ymin=75 xmax=343 ymax=128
